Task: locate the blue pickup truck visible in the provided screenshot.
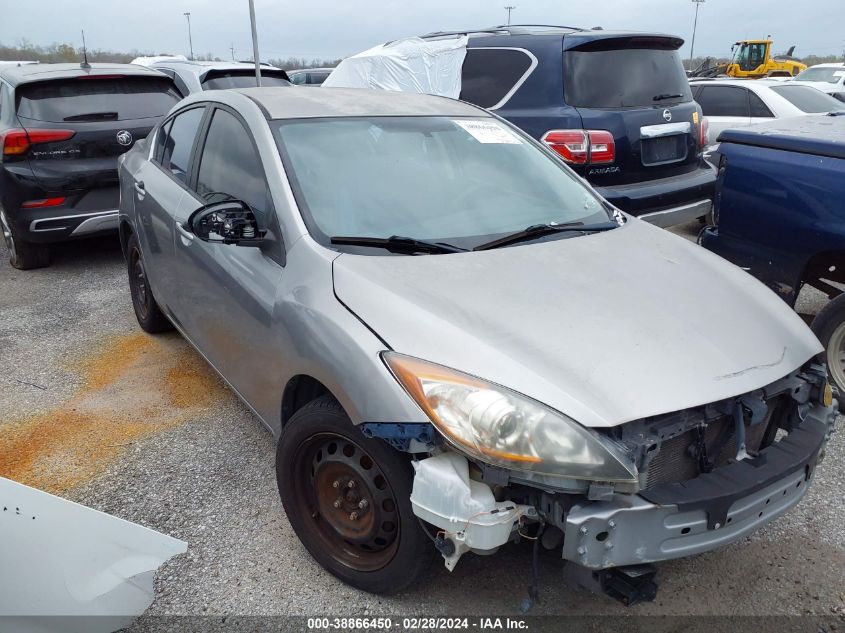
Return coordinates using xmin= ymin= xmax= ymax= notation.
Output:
xmin=700 ymin=114 xmax=845 ymax=400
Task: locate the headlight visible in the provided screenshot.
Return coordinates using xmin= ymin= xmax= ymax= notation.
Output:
xmin=384 ymin=353 xmax=638 ymax=483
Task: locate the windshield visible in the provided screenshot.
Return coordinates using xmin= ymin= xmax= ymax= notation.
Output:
xmin=770 ymin=85 xmax=845 ymax=113
xmin=794 ymin=67 xmax=845 ymax=84
xmin=563 ymin=47 xmax=691 ymax=108
xmin=274 ymin=116 xmax=612 ymax=251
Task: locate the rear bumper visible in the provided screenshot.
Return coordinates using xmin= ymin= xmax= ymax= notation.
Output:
xmin=562 ymin=412 xmax=834 ymax=570
xmin=4 ymin=186 xmax=120 ymax=244
xmin=595 ymin=162 xmax=717 ymax=225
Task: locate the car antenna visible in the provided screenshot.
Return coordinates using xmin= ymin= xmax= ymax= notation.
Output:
xmin=80 ymin=30 xmax=91 ymax=70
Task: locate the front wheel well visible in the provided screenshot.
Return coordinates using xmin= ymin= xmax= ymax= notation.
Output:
xmin=281 ymin=375 xmax=332 ymax=427
xmin=800 ymin=251 xmax=845 ymax=300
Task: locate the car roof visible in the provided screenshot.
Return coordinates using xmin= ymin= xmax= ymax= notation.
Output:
xmin=235 ymin=86 xmax=488 ymax=119
xmin=288 ymin=68 xmax=334 ymax=73
xmin=689 ymin=78 xmax=790 ymax=90
xmin=804 ymin=62 xmax=845 ymax=69
xmin=151 ymin=60 xmax=281 ymax=73
xmin=0 ymin=62 xmax=167 ymax=87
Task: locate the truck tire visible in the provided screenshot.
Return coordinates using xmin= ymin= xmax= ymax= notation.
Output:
xmin=126 ymin=233 xmax=173 ymax=333
xmin=276 ymin=395 xmax=432 ymax=594
xmin=1 ymin=206 xmax=50 ymax=270
xmin=811 ymin=294 xmax=845 ymax=407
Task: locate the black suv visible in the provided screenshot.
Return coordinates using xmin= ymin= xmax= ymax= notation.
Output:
xmin=0 ymin=63 xmax=181 ymax=269
xmin=426 ymin=25 xmax=716 ymax=226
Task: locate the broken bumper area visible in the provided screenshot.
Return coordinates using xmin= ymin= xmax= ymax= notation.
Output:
xmin=562 ymin=417 xmax=829 ymax=569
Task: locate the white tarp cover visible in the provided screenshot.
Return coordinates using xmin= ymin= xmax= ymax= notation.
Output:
xmin=0 ymin=477 xmax=187 ymax=633
xmin=322 ymin=36 xmax=468 ymax=99
xmin=130 ymin=55 xmax=188 ymax=67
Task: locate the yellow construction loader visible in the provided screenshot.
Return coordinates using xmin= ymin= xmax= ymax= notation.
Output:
xmin=690 ymin=39 xmax=807 ymax=78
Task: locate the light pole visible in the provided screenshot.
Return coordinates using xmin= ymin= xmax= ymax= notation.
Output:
xmin=248 ymin=0 xmax=262 ymax=86
xmin=183 ymin=12 xmax=194 ymax=60
xmin=504 ymin=5 xmax=516 ymax=25
xmin=689 ymin=0 xmax=705 ymax=71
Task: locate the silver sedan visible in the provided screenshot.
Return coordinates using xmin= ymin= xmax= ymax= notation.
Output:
xmin=117 ymin=87 xmax=836 ymax=599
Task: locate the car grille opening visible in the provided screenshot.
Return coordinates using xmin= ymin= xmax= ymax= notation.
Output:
xmin=643 ymin=400 xmax=782 ymax=489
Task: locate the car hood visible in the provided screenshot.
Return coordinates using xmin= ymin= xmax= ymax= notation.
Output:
xmin=332 ymin=220 xmax=822 ymax=428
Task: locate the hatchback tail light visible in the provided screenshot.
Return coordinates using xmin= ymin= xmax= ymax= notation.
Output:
xmin=1 ymin=128 xmax=75 ymax=156
xmin=541 ymin=129 xmax=615 ymax=165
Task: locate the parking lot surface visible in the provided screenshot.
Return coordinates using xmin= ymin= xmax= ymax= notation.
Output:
xmin=1 ymin=222 xmax=844 ymax=619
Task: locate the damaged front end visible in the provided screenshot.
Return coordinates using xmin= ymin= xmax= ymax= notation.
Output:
xmin=393 ymin=364 xmax=836 ymax=593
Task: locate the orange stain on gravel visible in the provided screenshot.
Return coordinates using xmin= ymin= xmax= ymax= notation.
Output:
xmin=0 ymin=333 xmax=228 ymax=494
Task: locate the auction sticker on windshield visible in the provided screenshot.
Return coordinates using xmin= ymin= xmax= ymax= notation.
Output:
xmin=454 ymin=119 xmax=522 ymax=144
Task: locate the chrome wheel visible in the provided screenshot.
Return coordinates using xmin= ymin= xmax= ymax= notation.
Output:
xmin=0 ymin=207 xmax=16 ymax=262
xmin=825 ymin=320 xmax=845 ymax=394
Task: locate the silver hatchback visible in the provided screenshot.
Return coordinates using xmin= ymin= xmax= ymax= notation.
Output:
xmin=118 ymin=87 xmax=836 ymax=598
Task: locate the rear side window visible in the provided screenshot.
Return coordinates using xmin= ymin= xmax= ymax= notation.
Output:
xmin=200 ymin=70 xmax=290 ymax=90
xmin=748 ymin=91 xmax=775 ymax=117
xmin=770 ymin=85 xmax=845 ymax=113
xmin=15 ymin=76 xmax=181 ymax=122
xmin=696 ymin=86 xmax=749 ymax=117
xmin=460 ymin=49 xmax=534 ymax=109
xmin=161 ymin=107 xmax=204 ymax=183
xmin=563 ymin=45 xmax=691 ymax=108
xmin=196 ymin=109 xmax=272 ymax=225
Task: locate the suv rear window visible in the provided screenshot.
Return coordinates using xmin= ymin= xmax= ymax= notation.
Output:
xmin=460 ymin=49 xmax=534 ymax=109
xmin=564 ymin=45 xmax=691 ymax=108
xmin=770 ymin=85 xmax=845 ymax=113
xmin=16 ymin=76 xmax=181 ymax=122
xmin=200 ymin=70 xmax=290 ymax=90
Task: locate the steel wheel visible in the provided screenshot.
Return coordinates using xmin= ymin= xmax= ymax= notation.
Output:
xmin=129 ymin=248 xmax=150 ymax=320
xmin=825 ymin=320 xmax=845 ymax=395
xmin=0 ymin=207 xmax=16 ymax=262
xmin=291 ymin=433 xmax=401 ymax=572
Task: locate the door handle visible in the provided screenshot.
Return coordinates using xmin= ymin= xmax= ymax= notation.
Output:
xmin=134 ymin=181 xmax=146 ymax=198
xmin=175 ymin=222 xmax=194 ymax=242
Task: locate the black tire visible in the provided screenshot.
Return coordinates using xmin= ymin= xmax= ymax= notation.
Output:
xmin=126 ymin=232 xmax=173 ymax=333
xmin=811 ymin=293 xmax=845 ymax=408
xmin=1 ymin=206 xmax=50 ymax=270
xmin=277 ymin=395 xmax=432 ymax=594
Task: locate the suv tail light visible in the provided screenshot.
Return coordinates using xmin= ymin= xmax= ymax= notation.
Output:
xmin=541 ymin=129 xmax=615 ymax=165
xmin=1 ymin=128 xmax=75 ymax=156
xmin=699 ymin=116 xmax=710 ymax=147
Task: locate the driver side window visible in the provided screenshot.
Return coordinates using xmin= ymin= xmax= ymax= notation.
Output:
xmin=196 ymin=108 xmax=275 ymax=231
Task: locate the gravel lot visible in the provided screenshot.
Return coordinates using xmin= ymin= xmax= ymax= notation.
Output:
xmin=1 ymin=221 xmax=844 ymax=622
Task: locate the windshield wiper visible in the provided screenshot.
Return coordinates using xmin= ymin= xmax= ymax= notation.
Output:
xmin=473 ymin=221 xmax=619 ymax=251
xmin=653 ymin=93 xmax=684 ymax=102
xmin=330 ymin=235 xmax=466 ymax=254
xmin=63 ymin=111 xmax=119 ymax=121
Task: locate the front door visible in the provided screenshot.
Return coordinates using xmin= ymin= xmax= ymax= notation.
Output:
xmin=173 ymin=106 xmax=287 ymax=423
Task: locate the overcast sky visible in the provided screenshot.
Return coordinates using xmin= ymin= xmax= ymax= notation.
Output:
xmin=1 ymin=0 xmax=842 ymax=62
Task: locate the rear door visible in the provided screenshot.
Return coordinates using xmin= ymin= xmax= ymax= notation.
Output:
xmin=130 ymin=105 xmax=206 ymax=315
xmin=693 ymin=84 xmax=752 ymax=142
xmin=562 ymin=37 xmax=703 ymax=186
xmin=14 ymin=75 xmax=181 ymax=210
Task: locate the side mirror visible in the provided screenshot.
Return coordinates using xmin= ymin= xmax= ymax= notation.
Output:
xmin=188 ymin=200 xmax=264 ymax=246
